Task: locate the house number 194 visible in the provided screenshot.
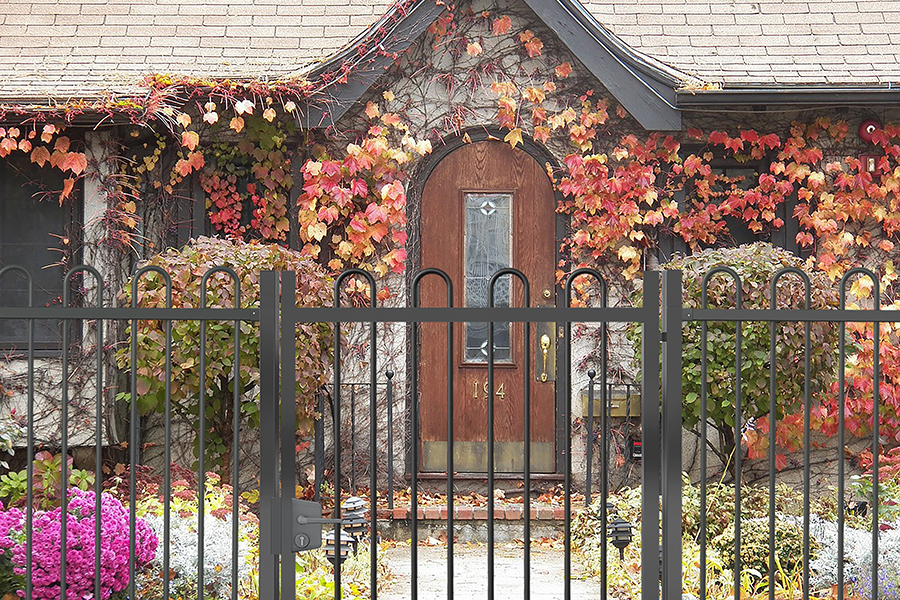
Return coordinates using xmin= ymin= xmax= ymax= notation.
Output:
xmin=473 ymin=381 xmax=506 ymax=401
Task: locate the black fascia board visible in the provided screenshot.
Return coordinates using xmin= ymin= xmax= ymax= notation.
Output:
xmin=677 ymin=85 xmax=900 ymax=108
xmin=523 ymin=0 xmax=683 ymax=131
xmin=296 ymin=0 xmax=447 ymax=129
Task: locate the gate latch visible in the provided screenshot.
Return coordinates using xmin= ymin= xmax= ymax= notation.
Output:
xmin=270 ymin=498 xmax=343 ymax=553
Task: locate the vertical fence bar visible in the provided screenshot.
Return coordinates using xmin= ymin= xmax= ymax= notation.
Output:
xmin=641 ymin=270 xmax=661 ymax=600
xmin=700 ymin=309 xmax=708 ymax=599
xmin=333 ymin=348 xmax=343 ymax=600
xmin=368 ymin=325 xmax=378 ymax=599
xmin=26 ymin=282 xmax=33 ymax=600
xmin=280 ymin=271 xmax=297 ymax=599
xmin=129 ymin=281 xmax=139 ymax=600
xmin=351 ymin=384 xmax=357 ymax=492
xmin=872 ymin=318 xmax=880 ymax=600
xmin=802 ymin=314 xmax=811 ymax=600
xmin=661 ymin=270 xmax=683 ymax=598
xmin=488 ymin=315 xmax=496 ymax=600
xmin=315 ymin=388 xmax=324 ymax=503
xmin=164 ymin=309 xmax=172 ymax=600
xmin=60 ymin=294 xmax=69 ymax=600
xmin=386 ymin=371 xmax=395 ymax=510
xmin=94 ymin=279 xmax=105 ymax=600
xmin=838 ymin=310 xmax=846 ymax=600
xmin=446 ymin=321 xmax=454 ymax=600
xmin=586 ymin=371 xmax=594 ymax=507
xmin=259 ymin=271 xmax=279 ymax=600
xmin=523 ymin=310 xmax=530 ymax=600
xmin=768 ymin=309 xmax=777 ymax=600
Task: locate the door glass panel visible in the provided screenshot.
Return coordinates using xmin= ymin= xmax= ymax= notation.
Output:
xmin=464 ymin=192 xmax=512 ymax=363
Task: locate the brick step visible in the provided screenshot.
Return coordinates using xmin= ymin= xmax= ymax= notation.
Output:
xmin=375 ymin=505 xmax=580 ymax=521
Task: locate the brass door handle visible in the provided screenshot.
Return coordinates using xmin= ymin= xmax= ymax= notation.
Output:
xmin=540 ymin=334 xmax=551 ymax=382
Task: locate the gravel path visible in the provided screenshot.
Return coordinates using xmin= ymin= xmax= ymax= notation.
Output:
xmin=378 ymin=542 xmax=603 ymax=599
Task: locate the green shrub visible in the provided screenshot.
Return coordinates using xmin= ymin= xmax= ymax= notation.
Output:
xmin=710 ymin=518 xmax=817 ymax=575
xmin=116 ymin=237 xmax=333 ymax=480
xmin=629 ymin=243 xmax=839 ymax=467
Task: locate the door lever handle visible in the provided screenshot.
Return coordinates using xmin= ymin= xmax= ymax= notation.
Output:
xmin=540 ymin=334 xmax=551 ymax=382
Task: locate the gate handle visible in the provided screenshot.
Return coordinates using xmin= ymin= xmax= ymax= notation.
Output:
xmin=540 ymin=334 xmax=551 ymax=382
xmin=297 ymin=515 xmax=343 ymax=525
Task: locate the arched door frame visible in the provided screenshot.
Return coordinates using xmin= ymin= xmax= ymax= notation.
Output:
xmin=404 ymin=127 xmax=569 ymax=476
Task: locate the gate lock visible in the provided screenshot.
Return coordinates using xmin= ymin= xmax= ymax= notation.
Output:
xmin=270 ymin=498 xmax=344 ymax=553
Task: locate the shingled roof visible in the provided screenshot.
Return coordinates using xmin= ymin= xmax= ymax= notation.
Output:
xmin=583 ymin=0 xmax=900 ymax=85
xmin=1 ymin=0 xmax=898 ymax=106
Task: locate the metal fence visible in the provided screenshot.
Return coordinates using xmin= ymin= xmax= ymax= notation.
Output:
xmin=0 ymin=264 xmax=894 ymax=600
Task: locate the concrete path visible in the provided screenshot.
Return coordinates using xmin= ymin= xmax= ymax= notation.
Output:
xmin=378 ymin=542 xmax=603 ymax=599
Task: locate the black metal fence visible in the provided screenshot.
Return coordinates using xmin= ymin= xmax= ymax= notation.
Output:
xmin=0 ymin=264 xmax=894 ymax=600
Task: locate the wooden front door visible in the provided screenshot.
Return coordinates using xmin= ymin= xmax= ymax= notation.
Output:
xmin=419 ymin=140 xmax=557 ymax=473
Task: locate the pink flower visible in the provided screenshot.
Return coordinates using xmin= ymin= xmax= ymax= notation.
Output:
xmin=0 ymin=488 xmax=157 ymax=600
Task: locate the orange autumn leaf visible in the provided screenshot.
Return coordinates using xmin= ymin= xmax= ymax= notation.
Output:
xmin=60 ymin=152 xmax=87 ymax=175
xmin=492 ymin=15 xmax=511 ymax=35
xmin=181 ymin=131 xmax=200 ymax=151
xmin=30 ymin=146 xmax=50 ymax=167
xmin=555 ymin=62 xmax=573 ymax=78
xmin=60 ymin=177 xmax=75 ymax=202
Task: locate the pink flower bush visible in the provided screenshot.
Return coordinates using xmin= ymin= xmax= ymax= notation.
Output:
xmin=0 ymin=488 xmax=157 ymax=600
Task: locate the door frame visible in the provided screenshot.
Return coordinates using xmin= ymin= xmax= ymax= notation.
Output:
xmin=405 ymin=127 xmax=569 ymax=475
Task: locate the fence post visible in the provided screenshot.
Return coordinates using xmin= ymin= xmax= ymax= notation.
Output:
xmin=662 ymin=270 xmax=683 ymax=598
xmin=641 ymin=270 xmax=661 ymax=600
xmin=259 ymin=271 xmax=279 ymax=600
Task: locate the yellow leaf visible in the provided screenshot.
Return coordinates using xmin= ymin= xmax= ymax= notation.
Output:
xmin=230 ymin=117 xmax=245 ymax=133
xmin=504 ymin=128 xmax=523 ymax=148
xmin=466 ymin=41 xmax=483 ymax=56
xmin=617 ymin=245 xmax=640 ymax=262
xmin=308 ymin=222 xmax=327 ymax=241
xmin=176 ymin=113 xmax=191 ymax=128
xmin=382 ymin=90 xmax=395 ymax=102
xmin=262 ymin=108 xmax=276 ymax=122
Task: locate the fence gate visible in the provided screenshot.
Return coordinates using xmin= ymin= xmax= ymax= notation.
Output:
xmin=259 ymin=268 xmax=685 ymax=600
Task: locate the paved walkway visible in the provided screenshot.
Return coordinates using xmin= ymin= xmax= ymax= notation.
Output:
xmin=378 ymin=542 xmax=603 ymax=599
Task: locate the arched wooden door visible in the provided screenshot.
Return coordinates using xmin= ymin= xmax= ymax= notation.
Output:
xmin=419 ymin=140 xmax=557 ymax=473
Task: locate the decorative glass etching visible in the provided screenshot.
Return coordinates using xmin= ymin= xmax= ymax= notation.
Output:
xmin=464 ymin=193 xmax=512 ymax=362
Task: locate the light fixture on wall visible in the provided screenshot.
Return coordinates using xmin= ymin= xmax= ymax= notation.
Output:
xmin=628 ymin=434 xmax=642 ymax=460
xmin=859 ymin=118 xmax=883 ymax=175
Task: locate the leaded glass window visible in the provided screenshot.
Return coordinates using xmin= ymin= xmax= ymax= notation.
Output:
xmin=464 ymin=192 xmax=512 ymax=363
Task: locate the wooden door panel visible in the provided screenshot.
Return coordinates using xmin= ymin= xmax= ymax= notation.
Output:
xmin=420 ymin=141 xmax=556 ymax=473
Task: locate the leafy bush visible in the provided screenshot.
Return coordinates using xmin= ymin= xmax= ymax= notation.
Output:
xmin=0 ymin=488 xmax=157 ymax=600
xmin=630 ymin=243 xmax=839 ymax=468
xmin=116 ymin=237 xmax=333 ymax=479
xmin=710 ymin=518 xmax=816 ymax=575
xmin=0 ymin=451 xmax=95 ymax=511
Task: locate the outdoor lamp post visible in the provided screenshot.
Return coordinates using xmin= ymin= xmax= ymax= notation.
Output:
xmin=608 ymin=516 xmax=633 ymax=561
xmin=341 ymin=496 xmax=369 ymax=552
xmin=324 ymin=528 xmax=355 ymax=565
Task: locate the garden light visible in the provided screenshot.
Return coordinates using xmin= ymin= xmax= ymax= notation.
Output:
xmin=341 ymin=496 xmax=369 ymax=551
xmin=607 ymin=516 xmax=633 ymax=561
xmin=324 ymin=528 xmax=355 ymax=565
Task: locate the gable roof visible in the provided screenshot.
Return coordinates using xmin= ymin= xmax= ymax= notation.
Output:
xmin=0 ymin=0 xmax=395 ymax=103
xmin=1 ymin=0 xmax=899 ymax=123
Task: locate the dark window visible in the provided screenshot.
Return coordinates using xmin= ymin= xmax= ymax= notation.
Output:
xmin=0 ymin=158 xmax=76 ymax=354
